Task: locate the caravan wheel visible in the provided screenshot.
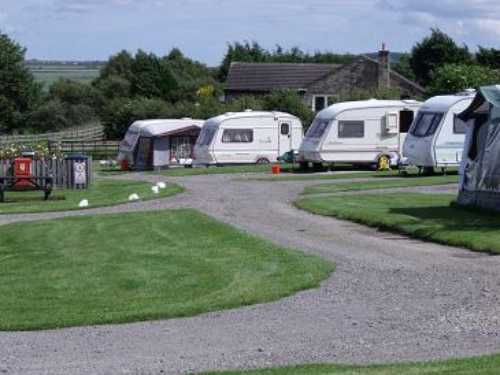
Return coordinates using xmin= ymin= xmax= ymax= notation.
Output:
xmin=256 ymin=158 xmax=270 ymax=165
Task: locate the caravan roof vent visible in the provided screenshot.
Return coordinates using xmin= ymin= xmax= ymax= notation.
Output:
xmin=181 ymin=117 xmax=192 ymax=120
xmin=245 ymin=109 xmax=253 ymax=112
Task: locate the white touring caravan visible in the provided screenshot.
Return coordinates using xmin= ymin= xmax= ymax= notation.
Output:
xmin=118 ymin=118 xmax=204 ymax=170
xmin=193 ymin=111 xmax=303 ymax=165
xmin=402 ymin=92 xmax=475 ymax=171
xmin=298 ymin=99 xmax=422 ymax=168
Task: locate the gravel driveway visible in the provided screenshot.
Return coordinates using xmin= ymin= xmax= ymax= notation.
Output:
xmin=0 ymin=173 xmax=499 ymax=375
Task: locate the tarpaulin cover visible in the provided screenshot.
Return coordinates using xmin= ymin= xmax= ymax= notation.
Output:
xmin=457 ymin=85 xmax=500 ymax=209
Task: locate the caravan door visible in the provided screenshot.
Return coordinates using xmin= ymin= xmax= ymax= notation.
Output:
xmin=278 ymin=121 xmax=292 ymax=156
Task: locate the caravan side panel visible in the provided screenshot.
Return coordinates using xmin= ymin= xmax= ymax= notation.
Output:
xmin=213 ymin=117 xmax=279 ymax=164
xmin=319 ymin=108 xmax=401 ymax=163
xmin=434 ymin=99 xmax=473 ymax=167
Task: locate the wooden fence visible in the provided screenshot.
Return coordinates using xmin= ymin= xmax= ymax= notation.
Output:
xmin=49 ymin=140 xmax=120 ymax=159
xmin=0 ymin=124 xmax=105 ymax=145
xmin=0 ymin=158 xmax=93 ymax=189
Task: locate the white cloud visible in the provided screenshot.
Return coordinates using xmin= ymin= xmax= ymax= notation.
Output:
xmin=476 ymin=19 xmax=500 ymax=36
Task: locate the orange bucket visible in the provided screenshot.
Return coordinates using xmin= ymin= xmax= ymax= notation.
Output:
xmin=271 ymin=164 xmax=281 ymax=175
xmin=121 ymin=159 xmax=129 ymax=171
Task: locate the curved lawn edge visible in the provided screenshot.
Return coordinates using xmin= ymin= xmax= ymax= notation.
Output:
xmin=0 ymin=179 xmax=184 ymax=215
xmin=295 ymin=192 xmax=500 ymax=255
xmin=200 ymin=353 xmax=500 ymax=374
xmin=0 ymin=209 xmax=334 ymax=331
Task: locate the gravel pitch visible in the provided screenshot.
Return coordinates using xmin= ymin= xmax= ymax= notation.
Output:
xmin=0 ymin=173 xmax=499 ymax=375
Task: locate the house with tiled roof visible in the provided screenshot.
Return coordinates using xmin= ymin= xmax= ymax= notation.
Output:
xmin=224 ymin=46 xmax=425 ymax=112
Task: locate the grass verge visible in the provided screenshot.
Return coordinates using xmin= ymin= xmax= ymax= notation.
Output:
xmin=252 ymin=170 xmax=400 ymax=182
xmin=0 ymin=209 xmax=333 ymax=331
xmin=201 ymin=354 xmax=500 ymax=375
xmin=296 ymin=192 xmax=500 ymax=254
xmin=157 ymin=164 xmax=295 ymax=177
xmin=0 ymin=179 xmax=182 ymax=214
xmin=302 ymin=175 xmax=459 ymax=195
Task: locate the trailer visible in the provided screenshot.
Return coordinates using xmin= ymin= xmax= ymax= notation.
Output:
xmin=402 ymin=92 xmax=475 ymax=172
xmin=118 ymin=119 xmax=204 ymax=170
xmin=298 ymin=99 xmax=422 ymax=169
xmin=193 ymin=111 xmax=303 ymax=165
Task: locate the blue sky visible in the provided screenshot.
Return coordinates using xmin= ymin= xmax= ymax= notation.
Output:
xmin=1 ymin=0 xmax=499 ymax=65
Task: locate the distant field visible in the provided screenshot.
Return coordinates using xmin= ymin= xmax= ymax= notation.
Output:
xmin=28 ymin=63 xmax=103 ymax=88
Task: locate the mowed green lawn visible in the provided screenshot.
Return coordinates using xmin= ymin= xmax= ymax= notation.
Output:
xmin=0 ymin=210 xmax=333 ymax=331
xmin=302 ymin=175 xmax=458 ymax=195
xmin=158 ymin=164 xmax=295 ymax=177
xmin=202 ymin=354 xmax=500 ymax=375
xmin=0 ymin=179 xmax=182 ymax=214
xmin=296 ymin=192 xmax=500 ymax=254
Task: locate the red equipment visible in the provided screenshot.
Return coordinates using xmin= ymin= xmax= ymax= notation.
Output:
xmin=13 ymin=157 xmax=35 ymax=189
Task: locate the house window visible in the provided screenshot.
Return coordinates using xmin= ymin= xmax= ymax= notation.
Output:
xmin=338 ymin=121 xmax=365 ymax=138
xmin=314 ymin=96 xmax=326 ymax=112
xmin=313 ymin=95 xmax=337 ymax=112
xmin=222 ymin=129 xmax=253 ymax=143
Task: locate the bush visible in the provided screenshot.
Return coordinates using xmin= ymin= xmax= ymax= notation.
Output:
xmin=66 ymin=104 xmax=97 ymax=127
xmin=25 ymin=100 xmax=70 ymax=133
xmin=101 ymin=97 xmax=174 ymax=139
xmin=262 ymin=90 xmax=315 ymax=128
xmin=428 ymin=64 xmax=500 ymax=96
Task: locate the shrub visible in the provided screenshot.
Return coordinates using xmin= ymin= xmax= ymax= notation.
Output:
xmin=25 ymin=100 xmax=70 ymax=133
xmin=101 ymin=97 xmax=174 ymax=139
xmin=262 ymin=90 xmax=315 ymax=128
xmin=428 ymin=64 xmax=500 ymax=96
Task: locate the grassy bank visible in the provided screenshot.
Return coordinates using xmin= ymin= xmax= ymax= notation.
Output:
xmin=0 ymin=179 xmax=182 ymax=214
xmin=202 ymin=354 xmax=500 ymax=375
xmin=0 ymin=209 xmax=333 ymax=331
xmin=302 ymin=175 xmax=458 ymax=195
xmin=296 ymin=192 xmax=500 ymax=254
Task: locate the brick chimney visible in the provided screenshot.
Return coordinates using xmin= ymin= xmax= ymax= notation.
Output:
xmin=378 ymin=43 xmax=390 ymax=89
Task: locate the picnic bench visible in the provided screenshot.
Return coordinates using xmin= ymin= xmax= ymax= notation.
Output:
xmin=0 ymin=176 xmax=53 ymax=203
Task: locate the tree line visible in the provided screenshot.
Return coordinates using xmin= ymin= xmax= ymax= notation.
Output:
xmin=0 ymin=29 xmax=499 ymax=138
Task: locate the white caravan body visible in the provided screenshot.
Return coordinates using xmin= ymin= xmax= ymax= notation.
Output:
xmin=193 ymin=111 xmax=303 ymax=165
xmin=299 ymin=99 xmax=422 ymax=166
xmin=402 ymin=93 xmax=475 ymax=168
xmin=118 ymin=119 xmax=204 ymax=170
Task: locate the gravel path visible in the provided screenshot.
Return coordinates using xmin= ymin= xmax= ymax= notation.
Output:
xmin=0 ymin=173 xmax=499 ymax=375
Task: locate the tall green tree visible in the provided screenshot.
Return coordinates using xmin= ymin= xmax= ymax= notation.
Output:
xmin=428 ymin=64 xmax=500 ymax=96
xmin=409 ymin=29 xmax=471 ymax=87
xmin=0 ymin=31 xmax=41 ymax=132
xmin=476 ymin=47 xmax=500 ymax=70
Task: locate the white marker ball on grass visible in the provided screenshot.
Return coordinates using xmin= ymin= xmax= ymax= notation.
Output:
xmin=151 ymin=186 xmax=160 ymax=194
xmin=79 ymin=199 xmax=89 ymax=208
xmin=157 ymin=182 xmax=167 ymax=189
xmin=129 ymin=193 xmax=140 ymax=201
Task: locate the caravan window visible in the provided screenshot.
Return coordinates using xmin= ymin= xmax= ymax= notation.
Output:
xmin=222 ymin=129 xmax=253 ymax=143
xmin=338 ymin=121 xmax=364 ymax=138
xmin=411 ymin=113 xmax=444 ymax=137
xmin=453 ymin=114 xmax=467 ymax=134
xmin=197 ymin=126 xmax=217 ymax=146
xmin=306 ymin=118 xmax=330 ymax=138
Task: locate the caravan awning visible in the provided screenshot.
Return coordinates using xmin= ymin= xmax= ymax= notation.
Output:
xmin=458 ymin=85 xmax=500 ymax=121
xmin=133 ymin=119 xmax=205 ymax=138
